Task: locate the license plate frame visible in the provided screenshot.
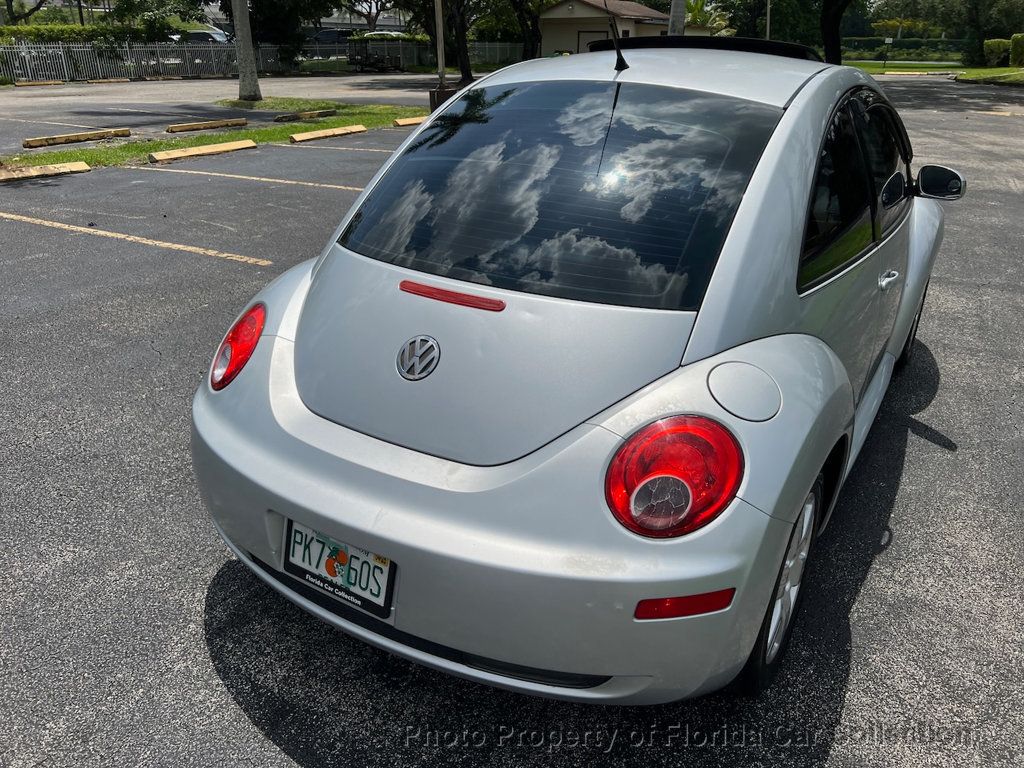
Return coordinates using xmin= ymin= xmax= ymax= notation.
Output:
xmin=282 ymin=519 xmax=396 ymax=619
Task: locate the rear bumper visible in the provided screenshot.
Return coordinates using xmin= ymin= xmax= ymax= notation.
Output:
xmin=192 ymin=334 xmax=793 ymax=705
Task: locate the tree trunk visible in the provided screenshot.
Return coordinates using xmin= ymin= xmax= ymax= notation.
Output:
xmin=231 ymin=0 xmax=263 ymax=102
xmin=450 ymin=3 xmax=473 ymax=84
xmin=509 ymin=0 xmax=542 ymax=60
xmin=5 ymin=0 xmax=46 ymax=24
xmin=820 ymin=1 xmax=850 ymax=65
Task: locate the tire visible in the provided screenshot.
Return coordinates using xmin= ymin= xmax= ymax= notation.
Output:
xmin=738 ymin=474 xmax=823 ymax=695
xmin=896 ymin=281 xmax=929 ymax=372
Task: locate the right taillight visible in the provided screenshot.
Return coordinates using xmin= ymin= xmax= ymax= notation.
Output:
xmin=210 ymin=303 xmax=266 ymax=391
xmin=605 ymin=415 xmax=744 ymax=538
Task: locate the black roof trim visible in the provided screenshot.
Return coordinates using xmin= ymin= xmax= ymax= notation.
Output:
xmin=588 ymin=35 xmax=824 ymax=62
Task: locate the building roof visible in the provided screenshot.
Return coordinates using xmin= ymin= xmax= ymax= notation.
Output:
xmin=559 ymin=0 xmax=668 ymax=20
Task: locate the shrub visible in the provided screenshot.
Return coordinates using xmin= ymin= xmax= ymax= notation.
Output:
xmin=0 ymin=23 xmax=154 ymax=44
xmin=843 ymin=36 xmax=968 ymax=52
xmin=1012 ymin=34 xmax=1024 ymax=67
xmin=984 ymin=39 xmax=1011 ymax=67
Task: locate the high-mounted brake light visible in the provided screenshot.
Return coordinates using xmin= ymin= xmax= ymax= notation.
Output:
xmin=605 ymin=415 xmax=743 ymax=538
xmin=210 ymin=303 xmax=266 ymax=391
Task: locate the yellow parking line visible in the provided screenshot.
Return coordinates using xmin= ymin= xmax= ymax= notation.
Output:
xmin=0 ymin=211 xmax=271 ymax=267
xmin=273 ymin=142 xmax=393 ymax=154
xmin=134 ymin=166 xmax=363 ymax=191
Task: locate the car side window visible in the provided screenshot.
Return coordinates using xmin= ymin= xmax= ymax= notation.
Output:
xmin=853 ymin=98 xmax=911 ymax=236
xmin=799 ymin=102 xmax=874 ymax=291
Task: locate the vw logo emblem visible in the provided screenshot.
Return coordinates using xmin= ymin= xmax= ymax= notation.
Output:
xmin=397 ymin=335 xmax=440 ymax=381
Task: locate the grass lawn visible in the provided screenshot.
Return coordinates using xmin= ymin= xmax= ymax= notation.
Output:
xmin=215 ymin=96 xmax=344 ymax=112
xmin=0 ymin=104 xmax=427 ymax=169
xmin=850 ymin=62 xmax=961 ymax=74
xmin=955 ymin=67 xmax=1024 ymax=84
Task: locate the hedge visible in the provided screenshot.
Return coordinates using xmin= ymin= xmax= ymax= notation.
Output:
xmin=1012 ymin=33 xmax=1024 ymax=67
xmin=0 ymin=24 xmax=151 ymax=44
xmin=843 ymin=36 xmax=968 ymax=52
xmin=984 ymin=38 xmax=1011 ymax=67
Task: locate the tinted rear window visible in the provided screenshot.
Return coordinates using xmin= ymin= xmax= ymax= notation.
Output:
xmin=338 ymin=81 xmax=780 ymax=310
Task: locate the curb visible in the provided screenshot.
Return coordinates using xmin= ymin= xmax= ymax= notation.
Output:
xmin=289 ymin=124 xmax=367 ymax=143
xmin=148 ymin=140 xmax=257 ymax=163
xmin=23 ymin=128 xmax=130 ymax=149
xmin=14 ymin=80 xmax=63 ymax=87
xmin=393 ymin=116 xmax=426 ymax=127
xmin=166 ymin=118 xmax=248 ymax=133
xmin=0 ymin=162 xmax=90 ymax=183
xmin=87 ymin=78 xmax=131 ymax=84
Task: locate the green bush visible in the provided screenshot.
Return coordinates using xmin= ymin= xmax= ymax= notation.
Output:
xmin=984 ymin=39 xmax=1011 ymax=67
xmin=843 ymin=36 xmax=967 ymax=52
xmin=1012 ymin=34 xmax=1024 ymax=67
xmin=841 ymin=45 xmax=963 ymax=62
xmin=0 ymin=23 xmax=153 ymax=44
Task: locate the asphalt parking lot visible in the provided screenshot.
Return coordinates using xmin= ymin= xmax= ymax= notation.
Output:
xmin=1 ymin=76 xmax=1022 ymax=768
xmin=0 ymin=74 xmax=430 ymax=154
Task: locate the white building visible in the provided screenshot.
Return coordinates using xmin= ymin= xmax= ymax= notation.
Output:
xmin=539 ymin=0 xmax=711 ymax=56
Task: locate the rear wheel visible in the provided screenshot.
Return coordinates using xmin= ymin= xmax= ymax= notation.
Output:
xmin=896 ymin=282 xmax=929 ymax=371
xmin=739 ymin=474 xmax=822 ymax=695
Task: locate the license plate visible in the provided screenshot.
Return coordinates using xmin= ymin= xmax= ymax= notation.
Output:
xmin=283 ymin=519 xmax=396 ymax=619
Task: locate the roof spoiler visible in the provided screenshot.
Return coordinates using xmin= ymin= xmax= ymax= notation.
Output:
xmin=587 ymin=36 xmax=824 ymax=63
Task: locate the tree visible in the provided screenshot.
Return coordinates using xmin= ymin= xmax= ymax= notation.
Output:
xmin=505 ymin=0 xmax=545 ymax=60
xmin=928 ymin=0 xmax=1024 ymax=65
xmin=686 ymin=0 xmax=735 ymax=34
xmin=4 ymin=0 xmax=48 ymax=24
xmin=821 ymin=0 xmax=854 ymax=63
xmin=395 ymin=0 xmax=489 ymax=82
xmin=230 ymin=0 xmax=262 ymax=101
xmin=109 ymin=0 xmax=204 ymax=41
xmin=334 ymin=0 xmax=394 ymax=32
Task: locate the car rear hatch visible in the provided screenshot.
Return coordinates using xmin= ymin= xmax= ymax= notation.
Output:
xmin=292 ymin=78 xmax=781 ymax=465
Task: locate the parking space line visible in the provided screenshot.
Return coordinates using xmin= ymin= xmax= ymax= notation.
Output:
xmin=133 ymin=166 xmax=363 ymax=190
xmin=0 ymin=116 xmax=99 ymax=130
xmin=272 ymin=142 xmax=393 ymax=154
xmin=0 ymin=211 xmax=271 ymax=267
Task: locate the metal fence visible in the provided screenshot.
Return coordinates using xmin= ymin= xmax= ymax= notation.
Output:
xmin=0 ymin=40 xmax=525 ymax=83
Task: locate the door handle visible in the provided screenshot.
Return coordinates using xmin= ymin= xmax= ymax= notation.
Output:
xmin=878 ymin=270 xmax=900 ymax=291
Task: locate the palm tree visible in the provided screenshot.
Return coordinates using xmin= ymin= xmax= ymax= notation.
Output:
xmin=668 ymin=0 xmax=735 ymax=37
xmin=230 ymin=0 xmax=262 ymax=102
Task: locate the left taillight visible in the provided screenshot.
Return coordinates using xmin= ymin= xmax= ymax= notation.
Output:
xmin=210 ymin=303 xmax=266 ymax=391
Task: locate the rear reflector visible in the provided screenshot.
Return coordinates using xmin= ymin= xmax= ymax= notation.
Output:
xmin=400 ymin=280 xmax=506 ymax=312
xmin=634 ymin=588 xmax=735 ymax=620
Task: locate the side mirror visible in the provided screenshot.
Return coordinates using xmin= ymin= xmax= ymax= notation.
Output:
xmin=916 ymin=165 xmax=966 ymax=200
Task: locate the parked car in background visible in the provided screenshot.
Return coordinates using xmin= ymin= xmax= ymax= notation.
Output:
xmin=172 ymin=27 xmax=231 ymax=44
xmin=192 ymin=37 xmax=964 ymax=705
xmin=311 ymin=28 xmax=355 ymax=45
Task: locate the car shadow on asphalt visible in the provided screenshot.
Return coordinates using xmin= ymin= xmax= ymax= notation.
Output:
xmin=203 ymin=342 xmax=953 ymax=767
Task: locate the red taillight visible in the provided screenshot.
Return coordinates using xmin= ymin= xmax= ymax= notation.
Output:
xmin=605 ymin=415 xmax=743 ymax=538
xmin=210 ymin=303 xmax=266 ymax=391
xmin=634 ymin=589 xmax=736 ymax=620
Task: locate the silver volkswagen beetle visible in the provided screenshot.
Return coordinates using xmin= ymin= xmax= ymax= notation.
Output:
xmin=192 ymin=38 xmax=964 ymax=705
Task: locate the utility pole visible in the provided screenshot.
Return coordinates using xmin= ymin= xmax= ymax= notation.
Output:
xmin=766 ymin=0 xmax=771 ymax=40
xmin=434 ymin=0 xmax=445 ymax=89
xmin=668 ymin=0 xmax=686 ymax=36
